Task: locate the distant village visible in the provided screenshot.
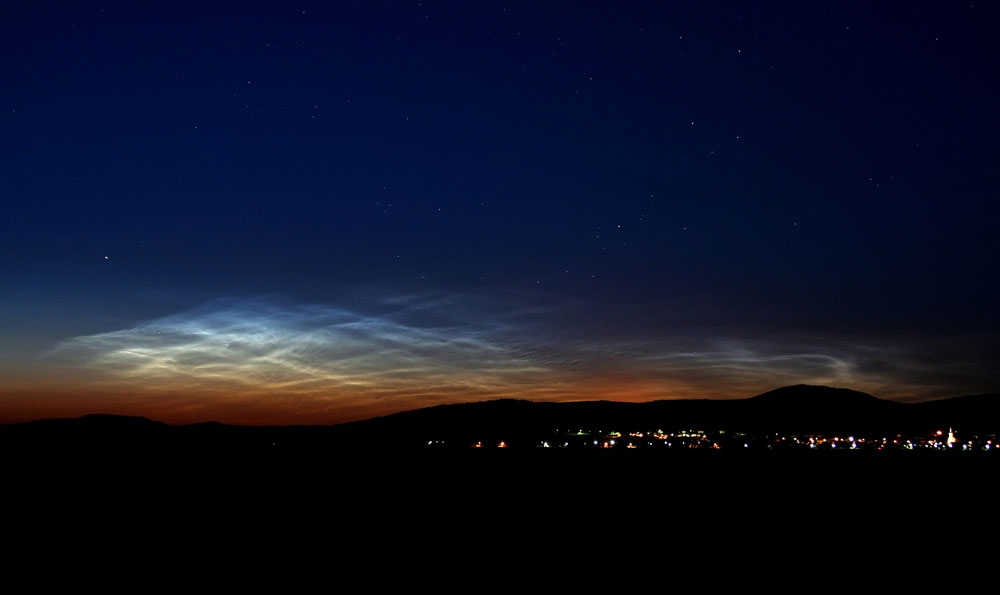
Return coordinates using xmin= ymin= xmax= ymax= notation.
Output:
xmin=423 ymin=427 xmax=997 ymax=452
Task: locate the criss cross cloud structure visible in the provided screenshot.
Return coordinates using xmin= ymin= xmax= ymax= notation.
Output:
xmin=50 ymin=296 xmax=549 ymax=413
xmin=29 ymin=292 xmax=986 ymax=424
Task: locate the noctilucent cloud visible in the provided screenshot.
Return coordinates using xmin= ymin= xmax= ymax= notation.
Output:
xmin=2 ymin=2 xmax=997 ymax=424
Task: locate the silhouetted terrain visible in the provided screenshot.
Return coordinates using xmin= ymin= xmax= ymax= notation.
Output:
xmin=3 ymin=385 xmax=997 ymax=458
xmin=332 ymin=384 xmax=1000 ymax=447
xmin=5 ymin=385 xmax=997 ymax=545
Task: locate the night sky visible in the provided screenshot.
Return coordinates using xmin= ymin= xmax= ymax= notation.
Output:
xmin=2 ymin=1 xmax=997 ymax=425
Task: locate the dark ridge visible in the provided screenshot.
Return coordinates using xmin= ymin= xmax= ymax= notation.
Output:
xmin=748 ymin=384 xmax=882 ymax=404
xmin=346 ymin=398 xmax=733 ymax=448
xmin=4 ymin=413 xmax=168 ymax=445
xmin=738 ymin=384 xmax=907 ymax=435
xmin=1 ymin=386 xmax=998 ymax=456
xmin=20 ymin=413 xmax=168 ymax=428
xmin=327 ymin=384 xmax=995 ymax=447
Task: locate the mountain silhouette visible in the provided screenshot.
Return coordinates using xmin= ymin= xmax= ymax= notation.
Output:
xmin=339 ymin=384 xmax=994 ymax=447
xmin=737 ymin=384 xmax=906 ymax=435
xmin=748 ymin=384 xmax=882 ymax=404
xmin=2 ymin=385 xmax=997 ymax=454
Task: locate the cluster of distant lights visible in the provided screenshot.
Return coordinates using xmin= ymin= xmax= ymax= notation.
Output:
xmin=790 ymin=429 xmax=994 ymax=452
xmin=426 ymin=428 xmax=995 ymax=451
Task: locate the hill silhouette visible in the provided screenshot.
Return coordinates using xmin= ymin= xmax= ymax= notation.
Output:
xmin=342 ymin=384 xmax=977 ymax=446
xmin=2 ymin=385 xmax=997 ymax=455
xmin=7 ymin=386 xmax=995 ymax=559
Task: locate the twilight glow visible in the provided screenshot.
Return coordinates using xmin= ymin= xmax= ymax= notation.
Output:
xmin=0 ymin=292 xmax=980 ymax=424
xmin=1 ymin=3 xmax=997 ymax=424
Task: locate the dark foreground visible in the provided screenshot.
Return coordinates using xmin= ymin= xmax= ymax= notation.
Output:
xmin=9 ymin=445 xmax=993 ymax=513
xmin=5 ymin=445 xmax=994 ymax=582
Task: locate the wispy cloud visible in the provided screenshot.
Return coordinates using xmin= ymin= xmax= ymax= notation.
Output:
xmin=52 ymin=295 xmax=549 ymax=402
xmin=44 ymin=293 xmax=996 ymax=422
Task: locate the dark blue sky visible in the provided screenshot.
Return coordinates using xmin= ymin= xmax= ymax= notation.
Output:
xmin=2 ymin=1 xmax=997 ymax=424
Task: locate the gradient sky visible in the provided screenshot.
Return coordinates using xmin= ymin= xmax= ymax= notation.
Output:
xmin=2 ymin=1 xmax=997 ymax=425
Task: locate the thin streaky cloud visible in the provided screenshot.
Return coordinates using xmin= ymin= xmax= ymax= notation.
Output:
xmin=43 ymin=294 xmax=996 ymax=422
